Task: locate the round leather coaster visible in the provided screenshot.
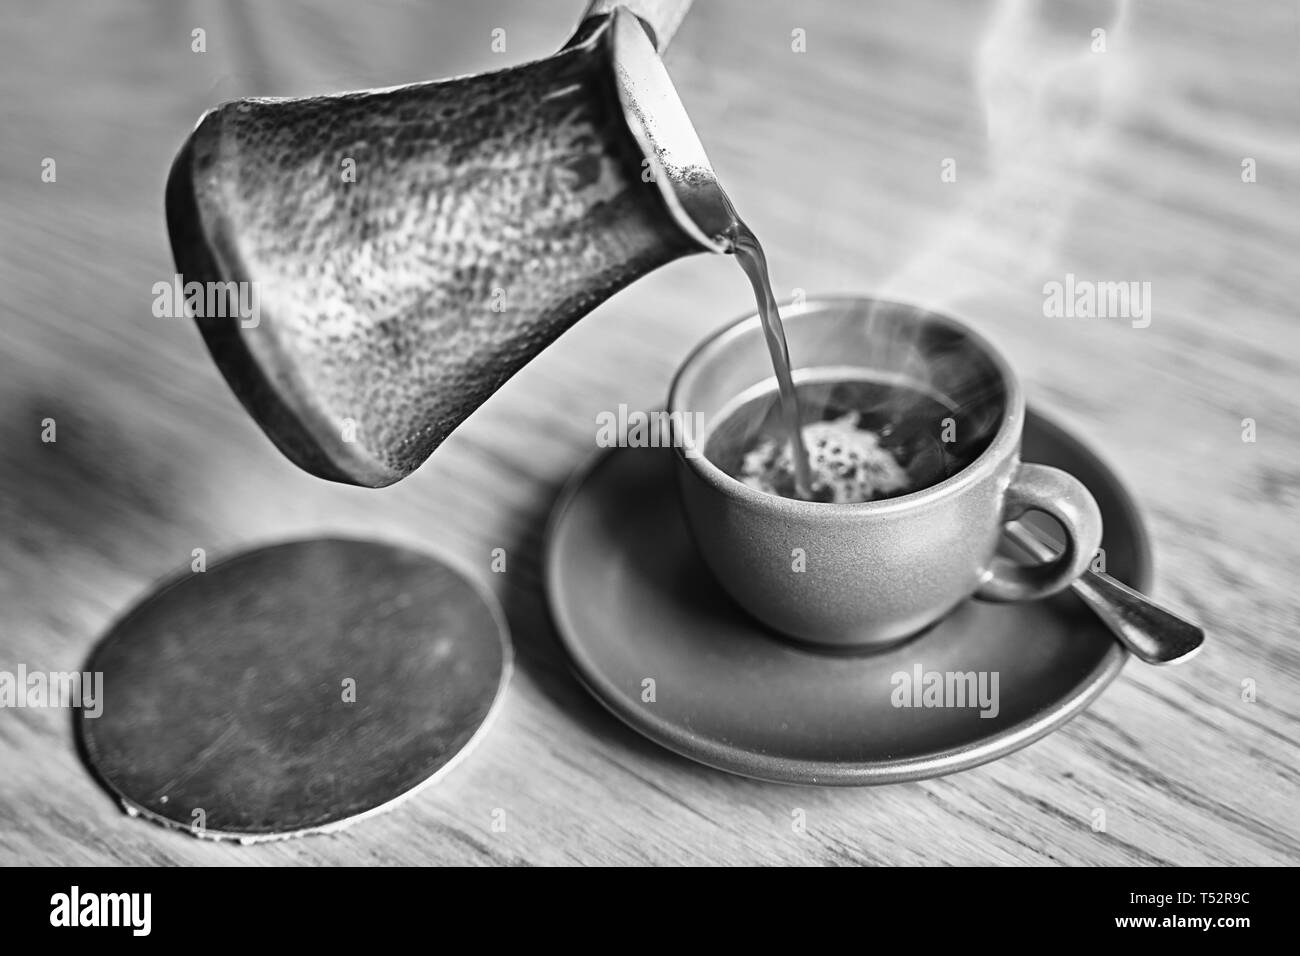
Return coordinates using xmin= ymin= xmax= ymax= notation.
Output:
xmin=78 ymin=538 xmax=511 ymax=842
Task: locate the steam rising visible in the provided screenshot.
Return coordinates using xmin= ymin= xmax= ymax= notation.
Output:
xmin=880 ymin=0 xmax=1137 ymax=309
xmin=713 ymin=1 xmax=1139 ymax=499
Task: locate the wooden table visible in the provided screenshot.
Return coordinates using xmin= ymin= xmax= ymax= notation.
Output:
xmin=1 ymin=0 xmax=1296 ymax=865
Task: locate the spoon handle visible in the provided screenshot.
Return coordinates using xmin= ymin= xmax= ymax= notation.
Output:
xmin=1004 ymin=521 xmax=1205 ymax=665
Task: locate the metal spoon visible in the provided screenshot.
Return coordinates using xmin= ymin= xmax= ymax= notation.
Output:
xmin=1004 ymin=521 xmax=1205 ymax=665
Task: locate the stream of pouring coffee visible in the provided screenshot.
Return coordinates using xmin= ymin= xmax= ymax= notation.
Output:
xmin=726 ymin=221 xmax=815 ymax=499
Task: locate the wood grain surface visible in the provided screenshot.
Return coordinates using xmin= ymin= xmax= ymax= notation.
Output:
xmin=1 ymin=0 xmax=1296 ymax=866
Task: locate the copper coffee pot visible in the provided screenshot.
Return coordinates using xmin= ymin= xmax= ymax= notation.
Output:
xmin=167 ymin=0 xmax=732 ymax=486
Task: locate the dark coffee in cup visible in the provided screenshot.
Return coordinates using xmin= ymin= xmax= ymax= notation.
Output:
xmin=703 ymin=369 xmax=1002 ymax=503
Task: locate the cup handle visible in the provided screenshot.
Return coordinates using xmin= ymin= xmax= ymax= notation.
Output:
xmin=975 ymin=463 xmax=1104 ymax=603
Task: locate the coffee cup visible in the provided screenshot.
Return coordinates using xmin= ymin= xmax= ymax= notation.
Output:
xmin=667 ymin=296 xmax=1103 ymax=649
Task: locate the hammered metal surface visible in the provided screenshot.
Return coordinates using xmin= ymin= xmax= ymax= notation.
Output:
xmin=167 ymin=19 xmax=696 ymax=487
xmin=79 ymin=539 xmax=511 ymax=840
xmin=546 ymin=410 xmax=1149 ymax=786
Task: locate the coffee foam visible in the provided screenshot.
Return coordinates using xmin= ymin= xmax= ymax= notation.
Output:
xmin=738 ymin=411 xmax=911 ymax=504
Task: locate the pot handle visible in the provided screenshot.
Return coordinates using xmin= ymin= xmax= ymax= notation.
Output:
xmin=572 ymin=0 xmax=695 ymax=50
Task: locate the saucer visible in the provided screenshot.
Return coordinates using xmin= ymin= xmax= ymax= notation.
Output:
xmin=545 ymin=408 xmax=1151 ymax=785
